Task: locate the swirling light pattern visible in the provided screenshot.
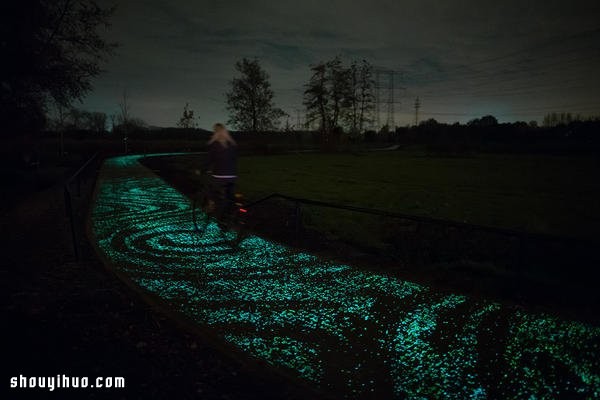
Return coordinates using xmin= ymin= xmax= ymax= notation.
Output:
xmin=91 ymin=154 xmax=600 ymax=399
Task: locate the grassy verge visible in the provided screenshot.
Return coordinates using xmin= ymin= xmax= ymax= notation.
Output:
xmin=147 ymin=151 xmax=600 ymax=241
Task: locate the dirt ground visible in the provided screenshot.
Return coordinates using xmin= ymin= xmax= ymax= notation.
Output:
xmin=1 ymin=166 xmax=317 ymax=399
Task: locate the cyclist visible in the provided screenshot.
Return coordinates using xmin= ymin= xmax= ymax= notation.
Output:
xmin=203 ymin=123 xmax=237 ymax=224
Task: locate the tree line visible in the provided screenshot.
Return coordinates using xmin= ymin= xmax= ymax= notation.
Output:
xmin=222 ymin=57 xmax=376 ymax=138
xmin=2 ymin=0 xmax=596 ymax=154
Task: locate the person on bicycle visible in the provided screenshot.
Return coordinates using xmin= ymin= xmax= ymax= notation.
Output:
xmin=204 ymin=123 xmax=237 ymax=220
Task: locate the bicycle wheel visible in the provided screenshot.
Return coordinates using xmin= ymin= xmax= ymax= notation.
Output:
xmin=230 ymin=225 xmax=248 ymax=248
xmin=192 ymin=190 xmax=211 ymax=234
xmin=228 ymin=205 xmax=249 ymax=248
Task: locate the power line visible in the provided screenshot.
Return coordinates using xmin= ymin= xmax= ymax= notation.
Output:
xmin=375 ymin=70 xmax=380 ymax=131
xmin=420 ymin=82 xmax=595 ymax=99
xmin=408 ymin=48 xmax=600 ymax=86
xmin=416 ymin=107 xmax=600 ymax=118
xmin=387 ymin=71 xmax=395 ymax=129
xmin=274 ymin=31 xmax=600 ymax=126
xmin=406 ymin=27 xmax=600 ymax=82
xmin=373 ymin=67 xmax=406 ymax=131
xmin=414 ymin=97 xmax=421 ymax=126
xmin=413 ymin=57 xmax=600 ymax=96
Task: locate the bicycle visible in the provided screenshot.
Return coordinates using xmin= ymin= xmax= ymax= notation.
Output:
xmin=191 ymin=174 xmax=249 ymax=247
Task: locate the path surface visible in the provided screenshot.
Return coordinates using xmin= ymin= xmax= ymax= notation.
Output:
xmin=91 ymin=154 xmax=600 ymax=399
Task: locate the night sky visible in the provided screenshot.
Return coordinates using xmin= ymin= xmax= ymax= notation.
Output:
xmin=83 ymin=0 xmax=600 ymax=128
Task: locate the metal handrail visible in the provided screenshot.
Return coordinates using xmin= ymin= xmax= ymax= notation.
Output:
xmin=244 ymin=192 xmax=588 ymax=244
xmin=64 ymin=152 xmax=100 ymax=260
xmin=65 ymin=152 xmax=98 ymax=185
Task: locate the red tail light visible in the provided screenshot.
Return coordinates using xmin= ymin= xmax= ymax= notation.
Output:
xmin=239 ymin=208 xmax=248 ymax=213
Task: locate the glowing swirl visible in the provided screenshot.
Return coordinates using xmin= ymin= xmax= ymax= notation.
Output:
xmin=91 ymin=154 xmax=600 ymax=399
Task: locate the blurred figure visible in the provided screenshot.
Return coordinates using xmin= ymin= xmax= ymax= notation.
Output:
xmin=204 ymin=123 xmax=237 ymax=218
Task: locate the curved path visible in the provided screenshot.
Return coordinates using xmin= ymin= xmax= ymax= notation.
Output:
xmin=91 ymin=154 xmax=599 ymax=399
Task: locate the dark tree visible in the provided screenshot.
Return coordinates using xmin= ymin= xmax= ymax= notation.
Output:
xmin=420 ymin=118 xmax=439 ymax=127
xmin=543 ymin=111 xmax=584 ymax=127
xmin=304 ymin=62 xmax=329 ymax=132
xmin=0 ymin=0 xmax=116 ymax=135
xmin=480 ymin=115 xmax=499 ymax=127
xmin=327 ymin=57 xmax=352 ymax=132
xmin=118 ymin=90 xmax=131 ymax=127
xmin=304 ymin=56 xmax=352 ymax=141
xmin=177 ymin=102 xmax=197 ymax=129
xmin=56 ymin=108 xmax=106 ymax=132
xmin=226 ymin=58 xmax=285 ymax=132
xmin=468 ymin=115 xmax=498 ymax=127
xmin=345 ymin=60 xmax=375 ymax=134
xmin=87 ymin=111 xmax=107 ymax=133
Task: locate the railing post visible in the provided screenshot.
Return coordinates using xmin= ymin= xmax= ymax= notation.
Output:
xmin=64 ymin=185 xmax=71 ymax=217
xmin=294 ymin=201 xmax=303 ymax=243
xmin=64 ymin=186 xmax=79 ymax=261
xmin=62 ymin=152 xmax=99 ymax=262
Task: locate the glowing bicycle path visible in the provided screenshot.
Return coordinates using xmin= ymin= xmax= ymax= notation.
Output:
xmin=91 ymin=154 xmax=599 ymax=399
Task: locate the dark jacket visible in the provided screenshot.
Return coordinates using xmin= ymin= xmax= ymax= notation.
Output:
xmin=205 ymin=141 xmax=237 ymax=177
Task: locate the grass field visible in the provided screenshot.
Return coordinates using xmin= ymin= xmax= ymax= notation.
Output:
xmin=233 ymin=152 xmax=600 ymax=241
